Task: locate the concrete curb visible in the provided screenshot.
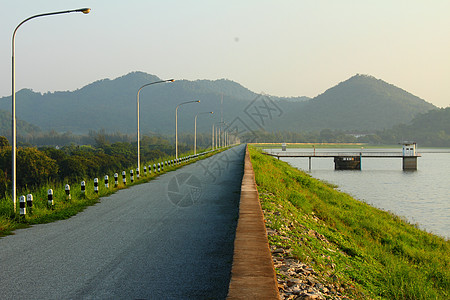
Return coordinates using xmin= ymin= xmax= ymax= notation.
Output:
xmin=227 ymin=145 xmax=279 ymax=299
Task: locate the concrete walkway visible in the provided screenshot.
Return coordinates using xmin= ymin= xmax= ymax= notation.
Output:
xmin=227 ymin=145 xmax=279 ymax=299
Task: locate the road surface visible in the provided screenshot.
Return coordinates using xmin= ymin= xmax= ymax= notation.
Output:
xmin=0 ymin=145 xmax=245 ymax=299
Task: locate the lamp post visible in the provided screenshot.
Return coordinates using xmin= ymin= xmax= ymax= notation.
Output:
xmin=213 ymin=121 xmax=224 ymax=150
xmin=175 ymin=100 xmax=200 ymax=159
xmin=11 ymin=8 xmax=91 ymax=210
xmin=137 ymin=79 xmax=174 ymax=173
xmin=217 ymin=121 xmax=230 ymax=148
xmin=194 ymin=112 xmax=213 ymax=155
xmin=211 ymin=123 xmax=214 ymax=149
xmin=221 ymin=121 xmax=230 ymax=147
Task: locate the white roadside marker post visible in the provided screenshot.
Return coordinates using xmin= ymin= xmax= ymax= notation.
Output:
xmin=48 ymin=189 xmax=54 ymax=209
xmin=94 ymin=178 xmax=98 ymax=194
xmin=81 ymin=181 xmax=86 ymax=196
xmin=26 ymin=194 xmax=33 ymax=215
xmin=19 ymin=195 xmax=26 ymax=219
xmin=65 ymin=184 xmax=71 ymax=201
xmin=114 ymin=173 xmax=119 ymax=187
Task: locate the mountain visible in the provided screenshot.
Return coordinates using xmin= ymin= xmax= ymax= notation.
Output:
xmin=0 ymin=71 xmax=308 ymax=135
xmin=376 ymin=107 xmax=450 ymax=146
xmin=0 ymin=72 xmax=436 ymax=136
xmin=0 ymin=109 xmax=41 ymax=138
xmin=269 ymin=74 xmax=437 ymax=132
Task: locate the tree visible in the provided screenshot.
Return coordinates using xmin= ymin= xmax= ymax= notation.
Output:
xmin=0 ymin=136 xmax=10 ymax=149
xmin=58 ymin=156 xmax=88 ymax=182
xmin=16 ymin=147 xmax=58 ymax=188
xmin=0 ymin=169 xmax=7 ymax=199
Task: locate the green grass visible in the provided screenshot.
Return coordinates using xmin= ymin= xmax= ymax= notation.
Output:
xmin=0 ymin=147 xmax=226 ymax=237
xmin=249 ymin=146 xmax=449 ymax=299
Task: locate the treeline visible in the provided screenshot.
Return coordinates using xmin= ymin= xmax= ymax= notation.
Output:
xmin=241 ymin=129 xmax=359 ymax=144
xmin=10 ymin=129 xmax=212 ymax=149
xmin=0 ymin=134 xmax=208 ymax=200
xmin=373 ymin=107 xmax=450 ymax=146
xmin=0 ymin=109 xmax=41 ymax=138
xmin=240 ymin=107 xmax=450 ymax=147
xmin=240 ymin=128 xmax=450 ymax=147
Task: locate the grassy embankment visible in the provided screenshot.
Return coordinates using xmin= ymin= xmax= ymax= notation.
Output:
xmin=249 ymin=146 xmax=449 ymax=299
xmin=0 ymin=148 xmax=223 ymax=237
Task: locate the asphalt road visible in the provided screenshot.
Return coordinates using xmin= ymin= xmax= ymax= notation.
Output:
xmin=0 ymin=145 xmax=245 ymax=299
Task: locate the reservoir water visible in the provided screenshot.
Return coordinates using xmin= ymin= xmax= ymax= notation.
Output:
xmin=268 ymin=148 xmax=450 ymax=239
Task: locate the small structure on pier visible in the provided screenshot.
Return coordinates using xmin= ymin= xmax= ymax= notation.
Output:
xmin=402 ymin=142 xmax=418 ymax=170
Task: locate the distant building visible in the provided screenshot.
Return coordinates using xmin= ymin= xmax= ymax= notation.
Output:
xmin=402 ymin=142 xmax=416 ymax=156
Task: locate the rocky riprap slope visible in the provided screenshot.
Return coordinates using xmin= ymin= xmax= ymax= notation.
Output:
xmin=265 ymin=210 xmax=359 ymax=300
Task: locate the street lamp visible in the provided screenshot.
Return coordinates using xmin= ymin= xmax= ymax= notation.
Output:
xmin=215 ymin=121 xmax=231 ymax=149
xmin=11 ymin=8 xmax=91 ymax=210
xmin=194 ymin=112 xmax=213 ymax=155
xmin=175 ymin=100 xmax=200 ymax=159
xmin=221 ymin=121 xmax=231 ymax=147
xmin=213 ymin=121 xmax=224 ymax=150
xmin=212 ymin=123 xmax=216 ymax=149
xmin=137 ymin=79 xmax=174 ymax=173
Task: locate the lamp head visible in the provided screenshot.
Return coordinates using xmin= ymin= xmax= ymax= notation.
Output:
xmin=80 ymin=8 xmax=91 ymax=14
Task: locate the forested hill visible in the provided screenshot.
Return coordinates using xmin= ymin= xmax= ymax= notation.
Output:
xmin=0 ymin=72 xmax=436 ymax=135
xmin=0 ymin=72 xmax=308 ymax=135
xmin=273 ymin=74 xmax=437 ymax=132
xmin=376 ymin=107 xmax=450 ymax=146
xmin=0 ymin=109 xmax=41 ymax=137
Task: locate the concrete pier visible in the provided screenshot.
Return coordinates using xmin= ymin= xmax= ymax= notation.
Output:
xmin=403 ymin=157 xmax=417 ymax=170
xmin=265 ymin=151 xmax=421 ymax=171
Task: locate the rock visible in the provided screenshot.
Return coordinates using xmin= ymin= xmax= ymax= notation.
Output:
xmin=267 ymin=229 xmax=277 ymax=235
xmin=307 ymin=276 xmax=318 ymax=286
xmin=287 ymin=278 xmax=302 ymax=287
xmin=280 ymin=265 xmax=290 ymax=272
xmin=273 ymin=248 xmax=285 ymax=254
xmin=263 ymin=212 xmax=355 ymax=300
xmin=291 ymin=288 xmax=302 ymax=295
xmin=296 ymin=292 xmax=322 ymax=300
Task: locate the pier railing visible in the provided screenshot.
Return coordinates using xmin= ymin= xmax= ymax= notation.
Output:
xmin=264 ymin=150 xmax=421 ymax=158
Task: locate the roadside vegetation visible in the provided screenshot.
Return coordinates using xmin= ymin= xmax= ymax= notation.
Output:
xmin=249 ymin=146 xmax=449 ymax=299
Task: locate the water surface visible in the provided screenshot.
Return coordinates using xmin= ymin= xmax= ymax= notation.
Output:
xmin=270 ymin=148 xmax=450 ymax=239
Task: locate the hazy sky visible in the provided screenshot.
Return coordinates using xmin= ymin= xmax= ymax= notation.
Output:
xmin=1 ymin=0 xmax=449 ymax=107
